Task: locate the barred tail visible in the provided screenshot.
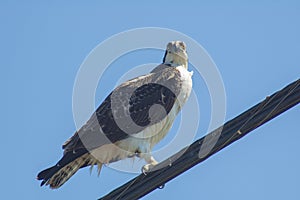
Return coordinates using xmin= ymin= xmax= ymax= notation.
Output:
xmin=37 ymin=152 xmax=103 ymax=189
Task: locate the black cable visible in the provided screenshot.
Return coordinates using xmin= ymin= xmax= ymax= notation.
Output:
xmin=99 ymin=79 xmax=300 ymax=200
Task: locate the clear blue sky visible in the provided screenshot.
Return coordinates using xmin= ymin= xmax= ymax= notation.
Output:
xmin=1 ymin=1 xmax=299 ymax=199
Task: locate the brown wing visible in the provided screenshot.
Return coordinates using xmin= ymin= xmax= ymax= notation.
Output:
xmin=63 ymin=66 xmax=182 ymax=154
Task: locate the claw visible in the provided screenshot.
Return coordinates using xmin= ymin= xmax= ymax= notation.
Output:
xmin=139 ymin=154 xmax=158 ymax=175
xmin=141 ymin=164 xmax=151 ymax=175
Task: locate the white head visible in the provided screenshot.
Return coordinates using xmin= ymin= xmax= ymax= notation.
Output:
xmin=163 ymin=41 xmax=188 ymax=68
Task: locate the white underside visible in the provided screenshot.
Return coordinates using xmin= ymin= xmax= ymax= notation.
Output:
xmin=90 ymin=66 xmax=193 ymax=165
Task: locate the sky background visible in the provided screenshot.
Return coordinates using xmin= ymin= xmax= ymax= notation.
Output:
xmin=1 ymin=1 xmax=300 ymax=200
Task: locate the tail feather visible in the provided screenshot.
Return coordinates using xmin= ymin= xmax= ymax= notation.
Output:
xmin=37 ymin=152 xmax=103 ymax=189
xmin=38 ymin=154 xmax=89 ymax=188
xmin=48 ymin=156 xmax=87 ymax=188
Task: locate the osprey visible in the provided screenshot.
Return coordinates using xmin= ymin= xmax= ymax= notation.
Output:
xmin=37 ymin=41 xmax=193 ymax=188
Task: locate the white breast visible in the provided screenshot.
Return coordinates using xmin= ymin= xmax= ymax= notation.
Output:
xmin=175 ymin=66 xmax=193 ymax=110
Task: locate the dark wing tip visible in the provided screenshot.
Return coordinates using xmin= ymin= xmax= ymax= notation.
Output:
xmin=40 ymin=180 xmax=46 ymax=187
xmin=37 ymin=166 xmax=57 ymax=186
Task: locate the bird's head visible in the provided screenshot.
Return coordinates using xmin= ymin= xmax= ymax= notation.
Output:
xmin=163 ymin=41 xmax=188 ymax=68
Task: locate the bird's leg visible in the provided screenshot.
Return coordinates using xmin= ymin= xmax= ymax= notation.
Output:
xmin=138 ymin=153 xmax=158 ymax=174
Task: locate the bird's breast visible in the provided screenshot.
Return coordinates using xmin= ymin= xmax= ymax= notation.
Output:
xmin=175 ymin=65 xmax=193 ymax=109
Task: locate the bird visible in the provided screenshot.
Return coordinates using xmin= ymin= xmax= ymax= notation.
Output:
xmin=37 ymin=41 xmax=193 ymax=189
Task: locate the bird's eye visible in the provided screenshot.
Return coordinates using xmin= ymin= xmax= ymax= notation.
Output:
xmin=178 ymin=42 xmax=186 ymax=50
